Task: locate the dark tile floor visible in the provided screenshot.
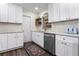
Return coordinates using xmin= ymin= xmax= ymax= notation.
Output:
xmin=0 ymin=42 xmax=52 ymax=56
xmin=0 ymin=48 xmax=28 ymax=56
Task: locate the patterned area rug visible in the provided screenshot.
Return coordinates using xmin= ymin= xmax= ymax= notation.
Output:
xmin=24 ymin=42 xmax=51 ymax=56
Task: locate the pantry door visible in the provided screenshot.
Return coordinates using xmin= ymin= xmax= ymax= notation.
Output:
xmin=23 ymin=16 xmax=31 ymax=42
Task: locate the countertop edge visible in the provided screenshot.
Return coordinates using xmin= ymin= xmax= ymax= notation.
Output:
xmin=32 ymin=31 xmax=79 ymax=37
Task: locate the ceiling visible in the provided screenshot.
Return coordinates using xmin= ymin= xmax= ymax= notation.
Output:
xmin=16 ymin=3 xmax=48 ymax=14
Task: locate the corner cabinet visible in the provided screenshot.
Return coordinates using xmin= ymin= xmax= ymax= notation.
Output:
xmin=0 ymin=4 xmax=23 ymax=23
xmin=56 ymin=35 xmax=79 ymax=56
xmin=32 ymin=32 xmax=44 ymax=48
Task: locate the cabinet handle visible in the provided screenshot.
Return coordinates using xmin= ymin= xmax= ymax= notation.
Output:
xmin=61 ymin=42 xmax=64 ymax=44
xmin=63 ymin=38 xmax=65 ymax=40
xmin=64 ymin=43 xmax=67 ymax=45
xmin=61 ymin=42 xmax=67 ymax=45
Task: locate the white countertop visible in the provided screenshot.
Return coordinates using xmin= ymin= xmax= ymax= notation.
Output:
xmin=45 ymin=31 xmax=79 ymax=37
xmin=32 ymin=31 xmax=79 ymax=37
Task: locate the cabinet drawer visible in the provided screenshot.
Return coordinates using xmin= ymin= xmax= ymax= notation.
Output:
xmin=56 ymin=35 xmax=64 ymax=41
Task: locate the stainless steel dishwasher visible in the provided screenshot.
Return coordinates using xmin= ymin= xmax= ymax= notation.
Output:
xmin=44 ymin=33 xmax=55 ymax=55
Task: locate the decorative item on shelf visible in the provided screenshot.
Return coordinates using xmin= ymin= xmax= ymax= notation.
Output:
xmin=43 ymin=15 xmax=52 ymax=31
xmin=35 ymin=17 xmax=42 ymax=26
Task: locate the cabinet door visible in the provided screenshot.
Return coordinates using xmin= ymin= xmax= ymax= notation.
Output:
xmin=64 ymin=36 xmax=78 ymax=56
xmin=8 ymin=4 xmax=16 ymax=23
xmin=48 ymin=3 xmax=60 ymax=22
xmin=7 ymin=33 xmax=17 ymax=49
xmin=53 ymin=3 xmax=60 ymax=22
xmin=48 ymin=3 xmax=54 ymax=22
xmin=60 ymin=4 xmax=70 ymax=21
xmin=36 ymin=32 xmax=44 ymax=47
xmin=15 ymin=6 xmax=23 ymax=23
xmin=32 ymin=32 xmax=37 ymax=43
xmin=56 ymin=35 xmax=65 ymax=56
xmin=1 ymin=34 xmax=7 ymax=51
xmin=64 ymin=44 xmax=73 ymax=56
xmin=0 ymin=34 xmax=2 ymax=51
xmin=17 ymin=33 xmax=23 ymax=47
xmin=69 ymin=4 xmax=79 ymax=19
xmin=56 ymin=39 xmax=65 ymax=56
xmin=32 ymin=32 xmax=44 ymax=47
xmin=0 ymin=34 xmax=7 ymax=51
xmin=0 ymin=3 xmax=8 ymax=22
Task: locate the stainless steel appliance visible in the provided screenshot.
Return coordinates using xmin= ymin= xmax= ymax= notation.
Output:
xmin=44 ymin=33 xmax=55 ymax=55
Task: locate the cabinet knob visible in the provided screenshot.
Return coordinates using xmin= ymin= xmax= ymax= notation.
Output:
xmin=63 ymin=38 xmax=65 ymax=40
xmin=64 ymin=43 xmax=67 ymax=45
xmin=61 ymin=42 xmax=64 ymax=44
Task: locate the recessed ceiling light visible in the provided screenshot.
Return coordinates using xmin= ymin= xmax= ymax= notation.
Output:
xmin=35 ymin=7 xmax=38 ymax=10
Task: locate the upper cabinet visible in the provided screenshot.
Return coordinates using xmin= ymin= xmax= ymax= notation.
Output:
xmin=48 ymin=3 xmax=60 ymax=22
xmin=0 ymin=4 xmax=8 ymax=22
xmin=15 ymin=5 xmax=23 ymax=23
xmin=8 ymin=4 xmax=16 ymax=23
xmin=48 ymin=3 xmax=79 ymax=22
xmin=0 ymin=4 xmax=23 ymax=23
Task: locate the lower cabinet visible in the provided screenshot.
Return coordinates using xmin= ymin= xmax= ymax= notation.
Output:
xmin=8 ymin=33 xmax=17 ymax=49
xmin=8 ymin=33 xmax=24 ymax=49
xmin=17 ymin=33 xmax=24 ymax=47
xmin=0 ymin=32 xmax=23 ymax=52
xmin=32 ymin=32 xmax=44 ymax=48
xmin=0 ymin=34 xmax=7 ymax=51
xmin=56 ymin=35 xmax=78 ymax=56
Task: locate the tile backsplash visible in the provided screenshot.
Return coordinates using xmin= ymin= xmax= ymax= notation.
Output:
xmin=49 ymin=20 xmax=79 ymax=33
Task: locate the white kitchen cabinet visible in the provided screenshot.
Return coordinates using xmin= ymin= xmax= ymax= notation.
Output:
xmin=48 ymin=3 xmax=79 ymax=22
xmin=0 ymin=35 xmax=2 ymax=51
xmin=32 ymin=32 xmax=44 ymax=47
xmin=56 ymin=35 xmax=78 ymax=56
xmin=32 ymin=32 xmax=37 ymax=43
xmin=36 ymin=32 xmax=44 ymax=47
xmin=8 ymin=4 xmax=16 ymax=23
xmin=0 ymin=3 xmax=23 ymax=23
xmin=0 ymin=34 xmax=7 ymax=51
xmin=7 ymin=33 xmax=17 ymax=49
xmin=56 ymin=36 xmax=65 ymax=56
xmin=0 ymin=4 xmax=8 ymax=22
xmin=64 ymin=36 xmax=78 ymax=56
xmin=8 ymin=4 xmax=23 ymax=23
xmin=48 ymin=3 xmax=60 ymax=22
xmin=15 ymin=5 xmax=23 ymax=23
xmin=60 ymin=4 xmax=70 ymax=21
xmin=69 ymin=4 xmax=79 ymax=19
xmin=17 ymin=33 xmax=24 ymax=47
xmin=60 ymin=4 xmax=79 ymax=20
xmin=1 ymin=34 xmax=8 ymax=51
xmin=0 ymin=32 xmax=23 ymax=53
xmin=48 ymin=3 xmax=54 ymax=22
